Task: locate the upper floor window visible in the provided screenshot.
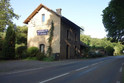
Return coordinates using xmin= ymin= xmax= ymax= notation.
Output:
xmin=75 ymin=33 xmax=77 ymax=41
xmin=42 ymin=14 xmax=45 ymax=22
xmin=67 ymin=30 xmax=69 ymax=40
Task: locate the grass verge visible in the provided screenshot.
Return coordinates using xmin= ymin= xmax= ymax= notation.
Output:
xmin=24 ymin=56 xmax=54 ymax=62
xmin=24 ymin=57 xmax=37 ymax=60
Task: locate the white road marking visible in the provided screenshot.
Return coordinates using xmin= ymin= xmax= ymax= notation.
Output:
xmin=120 ymin=67 xmax=122 ymax=72
xmin=39 ymin=73 xmax=69 ymax=83
xmin=75 ymin=66 xmax=89 ymax=71
xmin=91 ymin=63 xmax=99 ymax=66
xmin=3 ymin=61 xmax=82 ymax=75
xmin=116 ymin=81 xmax=120 ymax=83
xmin=6 ymin=67 xmax=44 ymax=75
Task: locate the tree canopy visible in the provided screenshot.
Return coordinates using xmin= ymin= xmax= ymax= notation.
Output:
xmin=80 ymin=34 xmax=124 ymax=56
xmin=2 ymin=24 xmax=15 ymax=59
xmin=102 ymin=0 xmax=124 ymax=44
xmin=0 ymin=0 xmax=19 ymax=31
xmin=16 ymin=25 xmax=28 ymax=45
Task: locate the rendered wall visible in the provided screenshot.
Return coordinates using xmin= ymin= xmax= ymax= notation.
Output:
xmin=27 ymin=8 xmax=61 ymax=53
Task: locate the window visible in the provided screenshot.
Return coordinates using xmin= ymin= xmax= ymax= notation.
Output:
xmin=75 ymin=46 xmax=77 ymax=55
xmin=39 ymin=44 xmax=45 ymax=53
xmin=67 ymin=30 xmax=69 ymax=39
xmin=42 ymin=14 xmax=45 ymax=22
xmin=75 ymin=33 xmax=77 ymax=41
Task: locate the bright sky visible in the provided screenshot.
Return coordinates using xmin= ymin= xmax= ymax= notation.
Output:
xmin=10 ymin=0 xmax=111 ymax=39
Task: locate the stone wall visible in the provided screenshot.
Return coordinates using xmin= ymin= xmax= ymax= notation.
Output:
xmin=60 ymin=21 xmax=80 ymax=59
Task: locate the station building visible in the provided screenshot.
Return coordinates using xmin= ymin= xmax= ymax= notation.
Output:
xmin=24 ymin=4 xmax=85 ymax=59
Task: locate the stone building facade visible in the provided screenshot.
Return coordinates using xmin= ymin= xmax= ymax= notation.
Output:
xmin=24 ymin=4 xmax=82 ymax=59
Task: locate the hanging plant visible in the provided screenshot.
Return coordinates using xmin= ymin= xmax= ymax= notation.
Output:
xmin=47 ymin=21 xmax=54 ymax=57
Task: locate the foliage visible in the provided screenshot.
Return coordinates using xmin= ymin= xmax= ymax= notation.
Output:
xmin=0 ymin=32 xmax=6 ymax=58
xmin=82 ymin=47 xmax=90 ymax=57
xmin=47 ymin=21 xmax=54 ymax=57
xmin=0 ymin=0 xmax=19 ymax=32
xmin=114 ymin=42 xmax=123 ymax=55
xmin=88 ymin=52 xmax=101 ymax=58
xmin=24 ymin=57 xmax=37 ymax=61
xmin=105 ymin=46 xmax=114 ymax=56
xmin=80 ymin=35 xmax=91 ymax=45
xmin=42 ymin=56 xmax=54 ymax=61
xmin=16 ymin=26 xmax=27 ymax=45
xmin=102 ymin=0 xmax=124 ymax=43
xmin=36 ymin=52 xmax=46 ymax=60
xmin=80 ymin=34 xmax=124 ymax=57
xmin=15 ymin=46 xmax=27 ymax=59
xmin=2 ymin=24 xmax=16 ymax=59
xmin=27 ymin=47 xmax=39 ymax=57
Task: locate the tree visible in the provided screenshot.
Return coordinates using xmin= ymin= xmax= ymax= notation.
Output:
xmin=102 ymin=0 xmax=124 ymax=43
xmin=80 ymin=35 xmax=91 ymax=45
xmin=16 ymin=26 xmax=28 ymax=45
xmin=2 ymin=24 xmax=16 ymax=59
xmin=0 ymin=0 xmax=19 ymax=56
xmin=0 ymin=0 xmax=19 ymax=32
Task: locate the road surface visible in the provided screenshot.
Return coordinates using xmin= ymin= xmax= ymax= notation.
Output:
xmin=0 ymin=56 xmax=124 ymax=83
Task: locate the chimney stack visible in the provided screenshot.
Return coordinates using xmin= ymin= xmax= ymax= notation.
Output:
xmin=56 ymin=8 xmax=62 ymax=15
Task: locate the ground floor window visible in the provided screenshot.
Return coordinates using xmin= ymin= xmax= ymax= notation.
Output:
xmin=75 ymin=46 xmax=77 ymax=55
xmin=39 ymin=44 xmax=45 ymax=53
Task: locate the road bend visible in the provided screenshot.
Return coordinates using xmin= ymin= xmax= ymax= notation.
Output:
xmin=0 ymin=56 xmax=124 ymax=83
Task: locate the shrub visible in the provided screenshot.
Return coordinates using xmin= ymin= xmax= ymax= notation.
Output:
xmin=88 ymin=51 xmax=96 ymax=58
xmin=42 ymin=56 xmax=54 ymax=61
xmin=88 ymin=50 xmax=104 ymax=58
xmin=36 ymin=52 xmax=46 ymax=60
xmin=114 ymin=44 xmax=123 ymax=56
xmin=27 ymin=47 xmax=39 ymax=57
xmin=105 ymin=46 xmax=114 ymax=56
xmin=16 ymin=46 xmax=27 ymax=59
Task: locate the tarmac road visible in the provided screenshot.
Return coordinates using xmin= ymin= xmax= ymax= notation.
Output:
xmin=0 ymin=56 xmax=124 ymax=83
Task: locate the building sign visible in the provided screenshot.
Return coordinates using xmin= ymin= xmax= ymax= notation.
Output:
xmin=37 ymin=29 xmax=48 ymax=35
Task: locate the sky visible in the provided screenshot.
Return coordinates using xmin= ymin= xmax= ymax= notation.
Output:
xmin=10 ymin=0 xmax=111 ymax=39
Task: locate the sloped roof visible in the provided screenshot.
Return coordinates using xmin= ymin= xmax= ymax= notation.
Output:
xmin=24 ymin=4 xmax=61 ymax=24
xmin=61 ymin=16 xmax=82 ymax=30
xmin=23 ymin=4 xmax=83 ymax=30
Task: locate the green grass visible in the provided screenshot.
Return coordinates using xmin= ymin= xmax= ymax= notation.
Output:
xmin=23 ymin=56 xmax=54 ymax=62
xmin=24 ymin=57 xmax=37 ymax=60
xmin=42 ymin=56 xmax=54 ymax=62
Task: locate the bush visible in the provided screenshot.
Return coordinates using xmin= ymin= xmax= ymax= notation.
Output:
xmin=105 ymin=46 xmax=114 ymax=56
xmin=88 ymin=51 xmax=96 ymax=58
xmin=88 ymin=50 xmax=104 ymax=58
xmin=114 ymin=44 xmax=123 ymax=56
xmin=27 ymin=47 xmax=39 ymax=57
xmin=36 ymin=52 xmax=46 ymax=60
xmin=42 ymin=56 xmax=54 ymax=61
xmin=16 ymin=46 xmax=27 ymax=59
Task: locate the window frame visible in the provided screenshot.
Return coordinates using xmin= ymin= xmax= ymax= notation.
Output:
xmin=42 ymin=14 xmax=45 ymax=23
xmin=39 ymin=44 xmax=45 ymax=53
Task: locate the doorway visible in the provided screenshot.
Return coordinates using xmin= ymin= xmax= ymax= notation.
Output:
xmin=66 ymin=45 xmax=69 ymax=59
